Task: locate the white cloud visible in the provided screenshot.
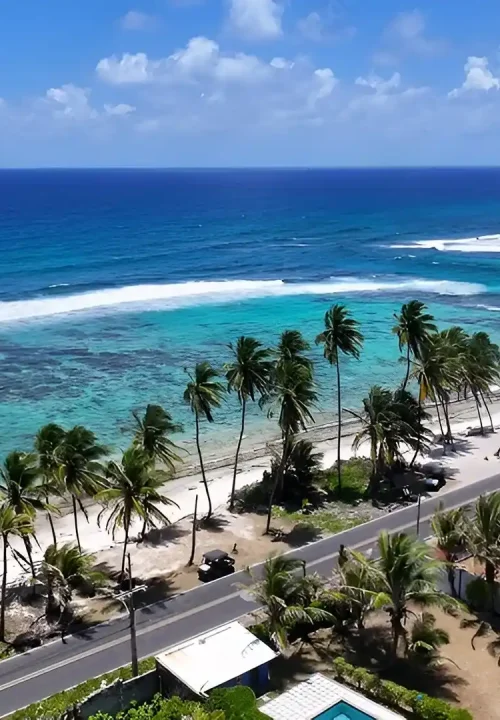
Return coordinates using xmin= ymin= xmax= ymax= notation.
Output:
xmin=104 ymin=103 xmax=136 ymax=116
xmin=97 ymin=53 xmax=156 ymax=84
xmin=228 ymin=0 xmax=283 ymax=40
xmin=449 ymin=56 xmax=500 ymax=98
xmin=298 ymin=12 xmax=323 ymax=42
xmin=45 ymin=84 xmax=98 ymax=120
xmin=309 ymin=68 xmax=337 ymax=107
xmin=355 ymin=72 xmax=401 ymax=94
xmin=120 ymin=11 xmax=156 ymax=31
xmin=375 ymin=10 xmax=444 ymax=63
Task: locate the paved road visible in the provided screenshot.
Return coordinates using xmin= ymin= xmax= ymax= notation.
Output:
xmin=1 ymin=472 xmax=499 ymax=717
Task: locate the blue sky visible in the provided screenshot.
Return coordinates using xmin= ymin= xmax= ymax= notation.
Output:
xmin=2 ymin=0 xmax=500 ymax=167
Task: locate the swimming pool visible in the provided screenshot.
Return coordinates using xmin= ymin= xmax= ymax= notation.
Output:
xmin=314 ymin=700 xmax=375 ymax=720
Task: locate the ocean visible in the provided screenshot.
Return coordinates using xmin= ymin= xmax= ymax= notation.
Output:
xmin=2 ymin=167 xmax=500 ymax=458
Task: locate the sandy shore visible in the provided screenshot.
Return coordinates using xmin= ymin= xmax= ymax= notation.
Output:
xmin=4 ymin=390 xmax=500 ymax=589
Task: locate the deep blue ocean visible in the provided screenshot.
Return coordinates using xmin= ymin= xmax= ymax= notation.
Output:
xmin=2 ymin=167 xmax=500 ymax=457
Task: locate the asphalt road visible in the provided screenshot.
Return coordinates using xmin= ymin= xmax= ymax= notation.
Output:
xmin=1 ymin=472 xmax=499 ymax=717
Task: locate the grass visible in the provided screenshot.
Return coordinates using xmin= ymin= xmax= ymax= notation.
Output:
xmin=272 ymin=506 xmax=368 ymax=534
xmin=323 ymin=457 xmax=371 ymax=505
xmin=6 ymin=656 xmax=155 ymax=720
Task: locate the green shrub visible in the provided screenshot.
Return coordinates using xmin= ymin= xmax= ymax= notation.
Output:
xmin=6 ymin=657 xmax=155 ymax=720
xmin=465 ymin=576 xmax=491 ymax=611
xmin=206 ymin=687 xmax=269 ymax=720
xmin=323 ymin=458 xmax=370 ymax=503
xmin=332 ymin=658 xmax=473 ymax=720
xmin=91 ymin=695 xmax=222 ymax=720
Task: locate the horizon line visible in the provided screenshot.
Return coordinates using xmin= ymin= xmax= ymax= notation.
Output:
xmin=1 ymin=165 xmax=500 ymax=171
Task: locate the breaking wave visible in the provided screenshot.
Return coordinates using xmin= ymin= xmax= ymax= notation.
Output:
xmin=389 ymin=234 xmax=500 ymax=253
xmin=0 ymin=277 xmax=486 ymax=324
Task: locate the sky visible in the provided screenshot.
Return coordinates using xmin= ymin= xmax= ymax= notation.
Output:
xmin=1 ymin=0 xmax=500 ymax=167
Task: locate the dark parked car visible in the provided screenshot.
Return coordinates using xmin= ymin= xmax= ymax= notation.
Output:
xmin=198 ymin=549 xmax=235 ymax=582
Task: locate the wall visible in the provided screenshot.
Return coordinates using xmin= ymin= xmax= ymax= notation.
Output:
xmin=69 ymin=670 xmax=159 ymax=719
xmin=437 ymin=562 xmax=500 ymax=611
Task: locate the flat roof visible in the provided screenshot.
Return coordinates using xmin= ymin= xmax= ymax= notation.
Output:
xmin=155 ymin=621 xmax=277 ymax=697
xmin=261 ymin=673 xmax=404 ymax=720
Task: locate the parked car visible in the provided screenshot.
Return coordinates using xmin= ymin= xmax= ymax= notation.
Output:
xmin=198 ymin=549 xmax=235 ymax=582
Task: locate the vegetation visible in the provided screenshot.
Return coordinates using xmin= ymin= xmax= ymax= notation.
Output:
xmin=0 ymin=506 xmax=32 ymax=640
xmin=133 ymin=404 xmax=183 ymax=471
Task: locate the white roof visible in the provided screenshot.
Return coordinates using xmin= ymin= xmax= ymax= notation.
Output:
xmin=262 ymin=673 xmax=404 ymax=720
xmin=155 ymin=622 xmax=277 ymax=696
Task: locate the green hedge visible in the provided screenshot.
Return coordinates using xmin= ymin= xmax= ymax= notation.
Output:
xmin=90 ymin=694 xmax=223 ymax=720
xmin=6 ymin=657 xmax=155 ymax=720
xmin=332 ymin=658 xmax=473 ymax=720
xmin=206 ymin=687 xmax=269 ymax=720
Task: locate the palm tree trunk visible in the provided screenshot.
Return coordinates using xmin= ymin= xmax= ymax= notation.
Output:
xmin=195 ymin=413 xmax=212 ymax=520
xmin=473 ymin=391 xmax=484 ymax=434
xmin=402 ymin=344 xmax=411 ymax=391
xmin=72 ymin=496 xmax=81 ymax=553
xmin=188 ymin=494 xmax=198 ymax=566
xmin=440 ymin=397 xmax=454 ymax=447
xmin=410 ymin=391 xmax=423 ymax=467
xmin=391 ymin=615 xmax=402 ymax=657
xmin=433 ymin=396 xmax=445 ymax=438
xmin=266 ymin=429 xmax=289 ymax=534
xmin=479 ymin=388 xmax=494 ymax=431
xmin=0 ymin=534 xmax=7 ymax=641
xmin=23 ymin=536 xmax=36 ymax=589
xmin=141 ymin=518 xmax=147 ymax=541
xmin=120 ymin=513 xmax=130 ymax=581
xmin=336 ymin=362 xmax=342 ymax=494
xmin=47 ymin=505 xmax=57 ymax=547
xmin=230 ymin=397 xmax=246 ymax=512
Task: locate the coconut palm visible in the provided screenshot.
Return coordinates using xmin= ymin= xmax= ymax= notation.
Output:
xmin=41 ymin=542 xmax=107 ymax=618
xmin=0 ymin=506 xmax=32 ymax=641
xmin=34 ymin=423 xmax=66 ymax=546
xmin=392 ymin=300 xmax=437 ymax=391
xmin=372 ymin=531 xmax=453 ymax=655
xmin=463 ymin=332 xmax=500 ymax=432
xmin=264 ymin=360 xmax=317 ymax=533
xmin=466 ymin=492 xmax=500 ymax=611
xmin=0 ymin=451 xmax=45 ymax=581
xmin=315 ymin=304 xmax=363 ymax=493
xmin=275 ymin=330 xmax=313 ymax=375
xmin=133 ymin=404 xmax=183 ymax=471
xmin=225 ymin=337 xmax=272 ymax=511
xmin=251 ymin=555 xmax=330 ymax=651
xmin=183 ymin=362 xmax=226 ymax=520
xmin=431 ymin=504 xmax=467 ymax=597
xmin=98 ymin=446 xmax=179 ymax=578
xmin=56 ymin=426 xmax=107 ymax=553
xmin=407 ymin=611 xmax=450 ymax=663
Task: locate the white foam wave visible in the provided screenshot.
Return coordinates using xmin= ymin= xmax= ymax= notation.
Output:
xmin=0 ymin=277 xmax=485 ymax=324
xmin=389 ymin=233 xmax=500 ymax=253
xmin=48 ymin=283 xmax=70 ymax=289
xmin=477 ymin=304 xmax=500 ymax=312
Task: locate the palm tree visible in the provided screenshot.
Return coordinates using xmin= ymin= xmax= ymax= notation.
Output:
xmin=0 ymin=506 xmax=32 ymax=641
xmin=315 ymin=304 xmax=363 ymax=493
xmin=407 ymin=611 xmax=450 ymax=663
xmin=98 ymin=446 xmax=179 ymax=577
xmin=133 ymin=404 xmax=183 ymax=471
xmin=431 ymin=504 xmax=467 ymax=597
xmin=373 ymin=532 xmax=453 ymax=655
xmin=275 ymin=330 xmax=313 ymax=374
xmin=264 ymin=360 xmax=317 ymax=533
xmin=41 ymin=542 xmax=107 ymax=618
xmin=183 ymin=363 xmax=225 ymax=521
xmin=56 ymin=426 xmax=107 ymax=553
xmin=467 ymin=493 xmax=500 ymax=611
xmin=34 ymin=423 xmax=66 ymax=546
xmin=225 ymin=337 xmax=272 ymax=511
xmin=392 ymin=300 xmax=437 ymax=391
xmin=0 ymin=451 xmax=44 ymax=581
xmin=463 ymin=332 xmax=500 ymax=432
xmin=251 ymin=555 xmax=330 ymax=651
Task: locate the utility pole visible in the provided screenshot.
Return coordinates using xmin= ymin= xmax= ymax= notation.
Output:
xmin=416 ymin=493 xmax=422 ymax=537
xmin=114 ymin=553 xmax=146 ymax=676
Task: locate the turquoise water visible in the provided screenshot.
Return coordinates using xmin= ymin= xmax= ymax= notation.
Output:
xmin=314 ymin=700 xmax=374 ymax=720
xmin=2 ymin=168 xmax=500 ymax=456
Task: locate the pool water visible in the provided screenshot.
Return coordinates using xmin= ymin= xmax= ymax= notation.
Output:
xmin=314 ymin=700 xmax=375 ymax=720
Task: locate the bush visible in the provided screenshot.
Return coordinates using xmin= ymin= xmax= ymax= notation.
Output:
xmin=206 ymin=687 xmax=269 ymax=720
xmin=330 ymin=658 xmax=472 ymax=720
xmin=465 ymin=576 xmax=491 ymax=611
xmin=91 ymin=695 xmax=221 ymax=720
xmin=322 ymin=458 xmax=370 ymax=504
xmin=6 ymin=657 xmax=155 ymax=720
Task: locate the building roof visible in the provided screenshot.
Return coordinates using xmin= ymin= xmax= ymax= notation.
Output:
xmin=262 ymin=673 xmax=404 ymax=720
xmin=155 ymin=622 xmax=278 ymax=697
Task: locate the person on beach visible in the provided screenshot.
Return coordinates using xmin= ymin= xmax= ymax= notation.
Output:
xmin=338 ymin=544 xmax=348 ymax=568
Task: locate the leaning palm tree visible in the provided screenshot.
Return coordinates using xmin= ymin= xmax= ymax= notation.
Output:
xmin=225 ymin=337 xmax=272 ymax=511
xmin=34 ymin=423 xmax=66 ymax=546
xmin=315 ymin=304 xmax=363 ymax=493
xmin=264 ymin=360 xmax=317 ymax=533
xmin=56 ymin=426 xmax=107 ymax=553
xmin=41 ymin=542 xmax=107 ymax=618
xmin=133 ymin=404 xmax=183 ymax=471
xmin=463 ymin=332 xmax=500 ymax=432
xmin=0 ymin=451 xmax=45 ymax=581
xmin=431 ymin=504 xmax=467 ymax=597
xmin=373 ymin=531 xmax=453 ymax=656
xmin=183 ymin=362 xmax=226 ymax=521
xmin=0 ymin=506 xmax=32 ymax=641
xmin=98 ymin=446 xmax=179 ymax=578
xmin=466 ymin=492 xmax=500 ymax=611
xmin=251 ymin=555 xmax=330 ymax=651
xmin=392 ymin=300 xmax=437 ymax=391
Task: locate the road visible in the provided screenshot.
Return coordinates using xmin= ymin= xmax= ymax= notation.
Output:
xmin=1 ymin=472 xmax=499 ymax=717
